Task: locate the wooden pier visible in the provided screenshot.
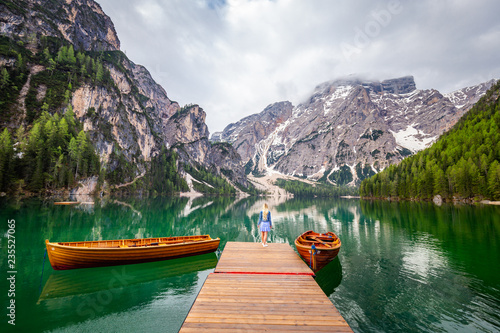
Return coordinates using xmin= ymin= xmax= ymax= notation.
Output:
xmin=180 ymin=242 xmax=352 ymax=332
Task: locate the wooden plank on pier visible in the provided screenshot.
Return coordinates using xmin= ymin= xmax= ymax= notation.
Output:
xmin=180 ymin=273 xmax=352 ymax=332
xmin=214 ymin=242 xmax=314 ymax=275
xmin=180 ymin=242 xmax=352 ymax=332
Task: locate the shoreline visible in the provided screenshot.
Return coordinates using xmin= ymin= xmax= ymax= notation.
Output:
xmin=479 ymin=200 xmax=500 ymax=205
xmin=360 ymin=196 xmax=500 ymax=206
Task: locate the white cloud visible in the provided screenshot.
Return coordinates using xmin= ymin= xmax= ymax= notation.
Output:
xmin=98 ymin=0 xmax=500 ymax=133
xmin=134 ymin=1 xmax=165 ymax=26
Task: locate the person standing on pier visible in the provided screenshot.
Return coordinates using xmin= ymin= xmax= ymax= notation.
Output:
xmin=258 ymin=203 xmax=272 ymax=247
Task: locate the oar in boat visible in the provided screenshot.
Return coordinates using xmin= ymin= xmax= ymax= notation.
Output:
xmin=310 ymin=236 xmax=333 ymax=248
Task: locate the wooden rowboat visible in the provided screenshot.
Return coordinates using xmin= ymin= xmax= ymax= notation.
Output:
xmin=295 ymin=230 xmax=341 ymax=271
xmin=45 ymin=235 xmax=220 ymax=270
xmin=38 ymin=253 xmax=218 ymax=302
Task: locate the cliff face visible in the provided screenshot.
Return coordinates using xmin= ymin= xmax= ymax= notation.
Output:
xmin=216 ymin=76 xmax=495 ymax=185
xmin=0 ymin=0 xmax=120 ymax=51
xmin=212 ymin=101 xmax=293 ymax=162
xmin=0 ymin=0 xmax=247 ymax=191
xmin=70 ymin=53 xmax=180 ymax=169
xmin=168 ymin=105 xmax=248 ymax=188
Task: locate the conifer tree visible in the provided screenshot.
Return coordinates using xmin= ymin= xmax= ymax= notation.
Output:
xmin=43 ymin=47 xmax=51 ymax=62
xmin=1 ymin=68 xmax=10 ymax=87
xmin=488 ymin=161 xmax=500 ymax=200
xmin=48 ymin=58 xmax=56 ymax=74
xmin=95 ymin=62 xmax=104 ymax=82
xmin=67 ymin=45 xmax=76 ymax=64
xmin=68 ymin=136 xmax=78 ymax=177
xmin=0 ymin=129 xmax=13 ymax=191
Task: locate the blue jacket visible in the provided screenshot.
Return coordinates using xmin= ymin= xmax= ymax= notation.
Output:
xmin=258 ymin=211 xmax=272 ymax=227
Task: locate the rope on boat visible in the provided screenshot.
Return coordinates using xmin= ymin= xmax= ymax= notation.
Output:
xmin=309 ymin=244 xmax=317 ymax=270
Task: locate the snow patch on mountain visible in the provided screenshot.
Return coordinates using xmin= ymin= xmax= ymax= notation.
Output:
xmin=390 ymin=124 xmax=437 ymax=152
xmin=215 ymin=76 xmax=495 ymax=184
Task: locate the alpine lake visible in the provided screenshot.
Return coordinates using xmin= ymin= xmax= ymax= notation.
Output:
xmin=1 ymin=196 xmax=499 ymax=333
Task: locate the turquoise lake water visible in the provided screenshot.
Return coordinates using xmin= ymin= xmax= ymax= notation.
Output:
xmin=1 ymin=196 xmax=499 ymax=332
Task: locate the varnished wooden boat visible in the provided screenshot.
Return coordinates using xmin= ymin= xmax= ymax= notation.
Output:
xmin=295 ymin=230 xmax=341 ymax=271
xmin=45 ymin=235 xmax=220 ymax=270
xmin=38 ymin=253 xmax=218 ymax=302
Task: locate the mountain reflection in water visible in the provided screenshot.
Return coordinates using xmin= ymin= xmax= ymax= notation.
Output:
xmin=0 ymin=196 xmax=498 ymax=333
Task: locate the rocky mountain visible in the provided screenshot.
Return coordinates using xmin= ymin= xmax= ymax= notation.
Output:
xmin=215 ymin=76 xmax=495 ymax=185
xmin=0 ymin=0 xmax=120 ymax=51
xmin=211 ymin=101 xmax=293 ymax=162
xmin=0 ymin=0 xmax=247 ymax=193
xmin=360 ymin=80 xmax=500 ymax=201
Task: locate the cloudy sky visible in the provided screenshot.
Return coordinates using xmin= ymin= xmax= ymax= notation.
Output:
xmin=98 ymin=0 xmax=500 ymax=134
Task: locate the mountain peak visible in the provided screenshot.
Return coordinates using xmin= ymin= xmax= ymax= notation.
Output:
xmin=378 ymin=76 xmax=416 ymax=94
xmin=315 ymin=75 xmax=416 ymax=95
xmin=0 ymin=0 xmax=120 ymax=51
xmin=217 ymin=76 xmax=493 ymax=185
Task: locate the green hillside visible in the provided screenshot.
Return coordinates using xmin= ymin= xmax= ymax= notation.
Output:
xmin=0 ymin=35 xmax=186 ymax=196
xmin=0 ymin=36 xmax=105 ymax=193
xmin=360 ymin=80 xmax=500 ymax=201
xmin=0 ymin=34 xmax=244 ymax=196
